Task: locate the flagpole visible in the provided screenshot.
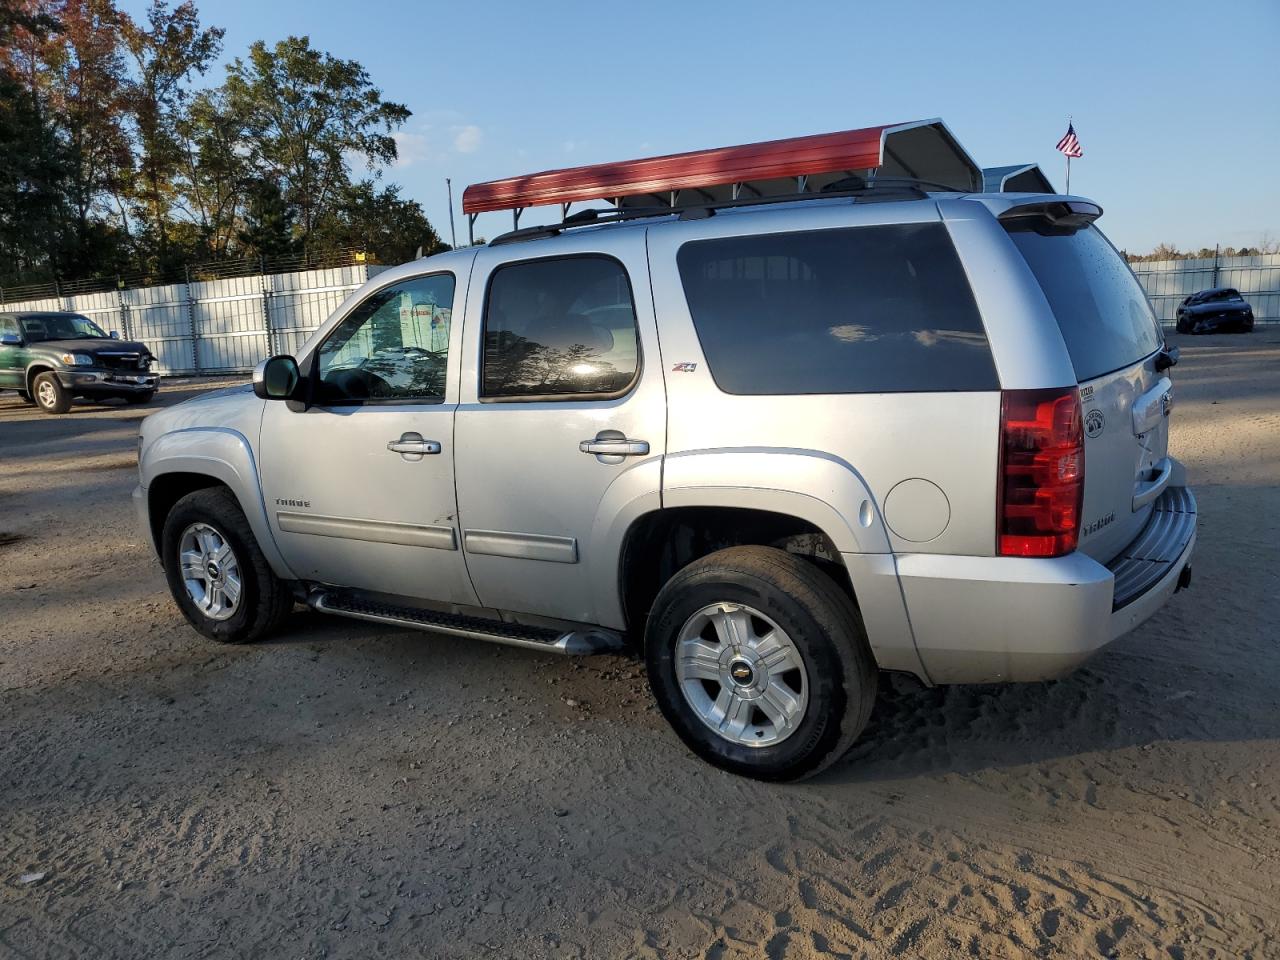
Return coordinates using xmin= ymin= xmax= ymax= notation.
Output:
xmin=1065 ymin=115 xmax=1071 ymax=193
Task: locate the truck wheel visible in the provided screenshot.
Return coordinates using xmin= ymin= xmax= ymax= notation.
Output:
xmin=645 ymin=546 xmax=877 ymax=781
xmin=160 ymin=486 xmax=294 ymax=644
xmin=125 ymin=391 xmax=156 ymax=404
xmin=32 ymin=372 xmax=72 ymax=414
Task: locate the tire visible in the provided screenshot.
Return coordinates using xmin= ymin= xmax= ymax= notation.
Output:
xmin=644 ymin=545 xmax=877 ymax=782
xmin=17 ymin=390 xmax=35 ymax=405
xmin=160 ymin=486 xmax=294 ymax=644
xmin=32 ymin=371 xmax=72 ymax=414
xmin=124 ymin=391 xmax=156 ymax=404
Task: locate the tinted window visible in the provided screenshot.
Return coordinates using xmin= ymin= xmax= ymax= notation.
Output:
xmin=675 ymin=224 xmax=997 ymax=395
xmin=1008 ymin=226 xmax=1161 ymax=382
xmin=18 ymin=313 xmax=108 ymax=342
xmin=483 ymin=256 xmax=640 ymax=399
xmin=317 ymin=273 xmax=454 ymax=402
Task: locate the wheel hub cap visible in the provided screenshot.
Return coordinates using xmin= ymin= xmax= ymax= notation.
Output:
xmin=178 ymin=523 xmax=242 ymax=622
xmin=674 ymin=602 xmax=809 ymax=748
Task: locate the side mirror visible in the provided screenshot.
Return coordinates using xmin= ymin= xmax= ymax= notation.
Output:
xmin=253 ymin=355 xmax=301 ymax=400
xmin=109 ymin=330 xmax=120 ymax=339
xmin=0 ymin=333 xmax=21 ymax=347
xmin=1155 ymin=344 xmax=1180 ymax=371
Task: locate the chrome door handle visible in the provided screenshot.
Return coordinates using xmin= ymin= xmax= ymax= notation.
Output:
xmin=580 ymin=437 xmax=649 ymax=456
xmin=387 ymin=432 xmax=441 ymax=460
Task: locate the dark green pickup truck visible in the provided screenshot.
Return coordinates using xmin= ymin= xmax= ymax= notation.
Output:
xmin=0 ymin=311 xmax=158 ymax=414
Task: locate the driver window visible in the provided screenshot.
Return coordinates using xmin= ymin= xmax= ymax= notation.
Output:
xmin=316 ymin=273 xmax=455 ymax=403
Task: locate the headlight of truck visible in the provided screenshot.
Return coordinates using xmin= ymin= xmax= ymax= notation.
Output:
xmin=59 ymin=352 xmax=93 ymax=366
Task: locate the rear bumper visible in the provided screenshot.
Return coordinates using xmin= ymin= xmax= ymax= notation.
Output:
xmin=894 ymin=486 xmax=1196 ymax=684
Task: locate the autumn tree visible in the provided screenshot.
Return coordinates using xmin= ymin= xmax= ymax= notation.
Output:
xmin=120 ymin=0 xmax=222 ymax=271
xmin=222 ymin=36 xmax=409 ymax=250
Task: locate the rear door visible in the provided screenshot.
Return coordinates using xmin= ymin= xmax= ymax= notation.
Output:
xmin=1007 ymin=225 xmax=1168 ymax=562
xmin=452 ymin=229 xmax=665 ymax=628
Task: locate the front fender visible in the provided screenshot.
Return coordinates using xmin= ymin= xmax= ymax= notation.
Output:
xmin=141 ymin=427 xmax=296 ymax=580
xmin=662 ymin=448 xmax=892 ymax=554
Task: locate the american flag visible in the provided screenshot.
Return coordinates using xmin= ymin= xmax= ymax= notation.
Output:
xmin=1056 ymin=123 xmax=1084 ymax=159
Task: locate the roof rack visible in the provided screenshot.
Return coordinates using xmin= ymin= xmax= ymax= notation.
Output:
xmin=486 ymin=178 xmax=948 ymax=246
xmin=462 ymin=119 xmax=981 ymax=243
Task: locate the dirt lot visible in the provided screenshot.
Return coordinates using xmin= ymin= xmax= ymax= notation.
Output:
xmin=1 ymin=337 xmax=1277 ymax=960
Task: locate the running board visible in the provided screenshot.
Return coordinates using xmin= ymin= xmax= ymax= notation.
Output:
xmin=307 ymin=590 xmax=625 ymax=655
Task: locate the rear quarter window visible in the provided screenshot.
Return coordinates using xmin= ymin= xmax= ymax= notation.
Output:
xmin=1008 ymin=225 xmax=1161 ymax=382
xmin=676 ymin=223 xmax=998 ymax=395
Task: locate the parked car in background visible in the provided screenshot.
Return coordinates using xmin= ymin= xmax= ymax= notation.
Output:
xmin=0 ymin=311 xmax=158 ymax=414
xmin=1175 ymin=288 xmax=1255 ymax=334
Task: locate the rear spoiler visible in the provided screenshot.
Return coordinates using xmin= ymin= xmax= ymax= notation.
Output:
xmin=998 ymin=200 xmax=1102 ymax=235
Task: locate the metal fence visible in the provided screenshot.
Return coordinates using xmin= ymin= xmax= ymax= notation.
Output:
xmin=5 ymin=251 xmax=1275 ymax=373
xmin=1130 ymin=252 xmax=1280 ymax=327
xmin=0 ymin=264 xmax=387 ymax=375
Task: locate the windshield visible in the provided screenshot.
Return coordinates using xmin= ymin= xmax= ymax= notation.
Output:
xmin=19 ymin=313 xmax=109 ymax=342
xmin=1007 ymin=225 xmax=1162 ymax=382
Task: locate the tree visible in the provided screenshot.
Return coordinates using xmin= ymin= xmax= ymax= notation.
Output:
xmin=222 ymin=36 xmax=410 ymax=249
xmin=120 ymin=0 xmax=222 ymax=271
xmin=312 ymin=181 xmax=446 ymax=265
xmin=31 ymin=0 xmax=134 ymax=275
xmin=237 ymin=176 xmax=296 ymax=259
xmin=0 ymin=1 xmax=70 ymax=282
xmin=174 ymin=87 xmax=249 ymax=259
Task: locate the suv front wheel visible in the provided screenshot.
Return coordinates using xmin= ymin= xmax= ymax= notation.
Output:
xmin=645 ymin=546 xmax=877 ymax=782
xmin=32 ymin=371 xmax=72 ymax=414
xmin=161 ymin=487 xmax=294 ymax=643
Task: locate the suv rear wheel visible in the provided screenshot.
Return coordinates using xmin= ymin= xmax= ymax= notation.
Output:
xmin=161 ymin=487 xmax=294 ymax=643
xmin=645 ymin=546 xmax=876 ymax=781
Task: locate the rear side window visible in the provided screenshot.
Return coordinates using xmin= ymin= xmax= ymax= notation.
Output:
xmin=1008 ymin=225 xmax=1161 ymax=382
xmin=483 ymin=255 xmax=640 ymax=400
xmin=676 ymin=223 xmax=997 ymax=395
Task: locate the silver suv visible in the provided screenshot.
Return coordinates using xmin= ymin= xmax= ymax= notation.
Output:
xmin=135 ymin=187 xmax=1196 ymax=781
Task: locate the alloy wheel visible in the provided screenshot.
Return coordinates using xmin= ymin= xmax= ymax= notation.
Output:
xmin=674 ymin=602 xmax=809 ymax=748
xmin=178 ymin=522 xmax=243 ymax=621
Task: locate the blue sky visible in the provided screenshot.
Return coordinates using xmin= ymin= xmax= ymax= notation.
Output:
xmin=125 ymin=0 xmax=1279 ymax=253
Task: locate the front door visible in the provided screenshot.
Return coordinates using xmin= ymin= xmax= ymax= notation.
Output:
xmin=258 ymin=269 xmax=478 ymax=605
xmin=453 ymin=231 xmax=666 ymax=628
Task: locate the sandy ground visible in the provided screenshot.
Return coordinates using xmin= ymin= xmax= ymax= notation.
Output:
xmin=0 ymin=338 xmax=1277 ymax=960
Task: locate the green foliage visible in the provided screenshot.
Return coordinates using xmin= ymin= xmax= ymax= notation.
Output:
xmin=0 ymin=2 xmax=443 ymax=287
xmin=1126 ymin=238 xmax=1280 ymax=263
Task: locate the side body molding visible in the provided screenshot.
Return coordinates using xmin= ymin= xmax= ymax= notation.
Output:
xmin=140 ymin=427 xmax=296 ymax=581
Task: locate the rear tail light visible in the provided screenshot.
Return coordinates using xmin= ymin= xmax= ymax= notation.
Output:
xmin=997 ymin=387 xmax=1084 ymax=558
